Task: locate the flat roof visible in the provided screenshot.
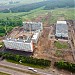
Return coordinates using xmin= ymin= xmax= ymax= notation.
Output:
xmin=55 ymin=21 xmax=68 ymax=37
xmin=23 ymin=22 xmax=42 ymax=24
xmin=57 ymin=21 xmax=67 ymax=24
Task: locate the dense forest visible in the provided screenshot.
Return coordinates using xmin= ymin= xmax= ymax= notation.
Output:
xmin=1 ymin=0 xmax=74 ymax=13
xmin=1 ymin=1 xmax=46 ymax=13
xmin=44 ymin=0 xmax=74 ymax=10
xmin=0 ymin=17 xmax=22 ymax=36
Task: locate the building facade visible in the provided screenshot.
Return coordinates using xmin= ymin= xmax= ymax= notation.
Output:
xmin=3 ymin=38 xmax=33 ymax=52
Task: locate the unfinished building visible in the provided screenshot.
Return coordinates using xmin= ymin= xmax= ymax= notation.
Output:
xmin=23 ymin=22 xmax=43 ymax=31
xmin=3 ymin=22 xmax=43 ymax=52
xmin=3 ymin=37 xmax=33 ymax=52
xmin=55 ymin=21 xmax=68 ymax=39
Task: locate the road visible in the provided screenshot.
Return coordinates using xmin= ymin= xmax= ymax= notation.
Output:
xmin=0 ymin=67 xmax=30 ymax=75
xmin=0 ymin=60 xmax=53 ymax=75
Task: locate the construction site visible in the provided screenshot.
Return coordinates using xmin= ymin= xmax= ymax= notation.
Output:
xmin=0 ymin=13 xmax=74 ymax=75
xmin=3 ymin=22 xmax=43 ymax=52
xmin=33 ymin=20 xmax=75 ymax=63
xmin=1 ymin=19 xmax=74 ymax=62
xmin=1 ymin=13 xmax=74 ymax=64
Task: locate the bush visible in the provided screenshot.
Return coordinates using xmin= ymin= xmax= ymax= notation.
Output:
xmin=54 ymin=61 xmax=75 ymax=73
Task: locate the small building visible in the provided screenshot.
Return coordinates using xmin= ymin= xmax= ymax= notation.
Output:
xmin=55 ymin=21 xmax=68 ymax=39
xmin=3 ymin=37 xmax=33 ymax=52
xmin=23 ymin=22 xmax=43 ymax=31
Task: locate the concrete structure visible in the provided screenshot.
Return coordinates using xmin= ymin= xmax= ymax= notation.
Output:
xmin=32 ymin=30 xmax=41 ymax=44
xmin=3 ymin=37 xmax=33 ymax=52
xmin=55 ymin=21 xmax=68 ymax=38
xmin=23 ymin=22 xmax=43 ymax=31
xmin=3 ymin=21 xmax=43 ymax=52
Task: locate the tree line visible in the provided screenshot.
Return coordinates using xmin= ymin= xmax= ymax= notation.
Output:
xmin=44 ymin=0 xmax=74 ymax=10
xmin=0 ymin=52 xmax=51 ymax=67
xmin=1 ymin=1 xmax=46 ymax=13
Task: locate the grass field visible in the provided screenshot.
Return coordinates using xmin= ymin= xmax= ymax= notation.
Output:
xmin=49 ymin=8 xmax=75 ymax=24
xmin=54 ymin=41 xmax=69 ymax=49
xmin=21 ymin=8 xmax=75 ymax=24
xmin=0 ymin=8 xmax=74 ymax=24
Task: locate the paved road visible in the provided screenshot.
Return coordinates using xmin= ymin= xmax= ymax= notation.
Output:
xmin=0 ymin=67 xmax=30 ymax=75
xmin=0 ymin=60 xmax=53 ymax=75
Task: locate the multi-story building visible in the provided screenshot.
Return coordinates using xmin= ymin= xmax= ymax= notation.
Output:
xmin=23 ymin=22 xmax=43 ymax=31
xmin=3 ymin=21 xmax=43 ymax=52
xmin=3 ymin=37 xmax=33 ymax=52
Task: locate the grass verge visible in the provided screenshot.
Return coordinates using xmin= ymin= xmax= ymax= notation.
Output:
xmin=7 ymin=59 xmax=47 ymax=69
xmin=54 ymin=41 xmax=68 ymax=49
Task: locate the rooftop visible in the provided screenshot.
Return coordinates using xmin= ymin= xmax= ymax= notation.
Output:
xmin=57 ymin=21 xmax=67 ymax=24
xmin=55 ymin=21 xmax=68 ymax=37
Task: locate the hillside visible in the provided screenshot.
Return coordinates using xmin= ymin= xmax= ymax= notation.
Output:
xmin=0 ymin=0 xmax=43 ymax=11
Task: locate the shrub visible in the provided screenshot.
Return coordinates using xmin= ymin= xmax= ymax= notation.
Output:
xmin=54 ymin=61 xmax=75 ymax=73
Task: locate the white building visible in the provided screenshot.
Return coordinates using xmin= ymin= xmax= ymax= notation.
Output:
xmin=32 ymin=30 xmax=41 ymax=44
xmin=55 ymin=21 xmax=68 ymax=38
xmin=23 ymin=22 xmax=43 ymax=31
xmin=3 ymin=38 xmax=33 ymax=52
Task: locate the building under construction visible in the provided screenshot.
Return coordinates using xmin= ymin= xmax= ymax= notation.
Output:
xmin=55 ymin=21 xmax=68 ymax=39
xmin=3 ymin=37 xmax=33 ymax=52
xmin=23 ymin=22 xmax=43 ymax=31
xmin=3 ymin=22 xmax=43 ymax=52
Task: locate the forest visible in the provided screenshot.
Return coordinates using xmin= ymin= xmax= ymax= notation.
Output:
xmin=44 ymin=0 xmax=74 ymax=10
xmin=1 ymin=0 xmax=74 ymax=13
xmin=0 ymin=17 xmax=22 ymax=36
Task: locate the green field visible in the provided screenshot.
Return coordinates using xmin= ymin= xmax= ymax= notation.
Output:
xmin=49 ymin=8 xmax=75 ymax=24
xmin=0 ymin=7 xmax=74 ymax=23
xmin=54 ymin=41 xmax=69 ymax=49
xmin=20 ymin=8 xmax=75 ymax=24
